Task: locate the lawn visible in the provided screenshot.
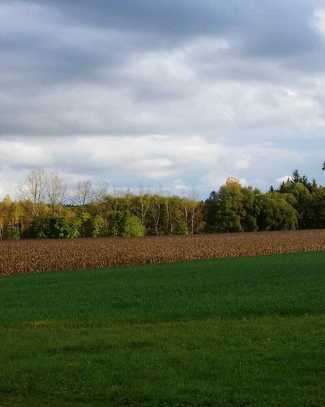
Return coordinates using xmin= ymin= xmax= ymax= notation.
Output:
xmin=1 ymin=252 xmax=325 ymax=406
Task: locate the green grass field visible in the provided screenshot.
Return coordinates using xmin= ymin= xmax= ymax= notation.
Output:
xmin=1 ymin=252 xmax=325 ymax=406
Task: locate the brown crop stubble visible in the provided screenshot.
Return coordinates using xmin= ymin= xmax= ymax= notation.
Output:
xmin=1 ymin=229 xmax=325 ymax=277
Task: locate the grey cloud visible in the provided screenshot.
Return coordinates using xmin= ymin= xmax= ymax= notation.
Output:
xmin=1 ymin=0 xmax=325 ymax=195
xmin=19 ymin=0 xmax=323 ymax=58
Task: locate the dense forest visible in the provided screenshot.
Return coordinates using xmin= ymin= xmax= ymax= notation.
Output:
xmin=0 ymin=169 xmax=324 ymax=240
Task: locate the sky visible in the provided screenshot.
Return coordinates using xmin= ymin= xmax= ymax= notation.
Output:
xmin=1 ymin=0 xmax=325 ymax=198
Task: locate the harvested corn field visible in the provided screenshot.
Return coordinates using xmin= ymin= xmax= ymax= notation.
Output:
xmin=2 ymin=229 xmax=325 ymax=276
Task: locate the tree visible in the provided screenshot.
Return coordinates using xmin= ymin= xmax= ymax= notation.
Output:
xmin=78 ymin=212 xmax=106 ymax=237
xmin=46 ymin=172 xmax=67 ymax=214
xmin=150 ymin=195 xmax=162 ymax=235
xmin=0 ymin=196 xmax=22 ymax=239
xmin=92 ymin=215 xmax=106 ymax=237
xmin=20 ymin=169 xmax=47 ymax=215
xmin=311 ymin=187 xmax=325 ymax=228
xmin=26 ymin=216 xmax=79 ymax=239
xmin=279 ymin=170 xmax=312 ymax=193
xmin=241 ymin=187 xmax=260 ymax=232
xmin=130 ymin=194 xmax=151 ymax=226
xmin=0 ymin=167 xmax=324 ymax=240
xmin=122 ymin=215 xmax=145 ymax=237
xmin=185 ymin=198 xmax=200 ymax=234
xmin=257 ymin=194 xmax=298 ymax=231
xmin=74 ymin=180 xmax=93 ymax=206
xmin=205 ymin=178 xmax=243 ymax=233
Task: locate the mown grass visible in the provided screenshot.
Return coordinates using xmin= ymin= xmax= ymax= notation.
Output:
xmin=1 ymin=252 xmax=325 ymax=406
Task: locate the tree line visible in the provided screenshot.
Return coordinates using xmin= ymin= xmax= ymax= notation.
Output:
xmin=0 ymin=168 xmax=324 ymax=240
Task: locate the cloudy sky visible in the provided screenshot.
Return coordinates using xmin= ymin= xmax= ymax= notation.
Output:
xmin=1 ymin=0 xmax=325 ymax=198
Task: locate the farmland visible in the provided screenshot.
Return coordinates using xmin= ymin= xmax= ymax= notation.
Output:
xmin=1 ymin=251 xmax=325 ymax=406
xmin=1 ymin=229 xmax=325 ymax=276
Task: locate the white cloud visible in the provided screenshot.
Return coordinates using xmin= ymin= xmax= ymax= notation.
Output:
xmin=0 ymin=135 xmax=318 ymax=199
xmin=0 ymin=140 xmax=49 ymax=167
xmin=314 ymin=8 xmax=325 ymax=37
xmin=276 ymin=175 xmax=292 ymax=185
